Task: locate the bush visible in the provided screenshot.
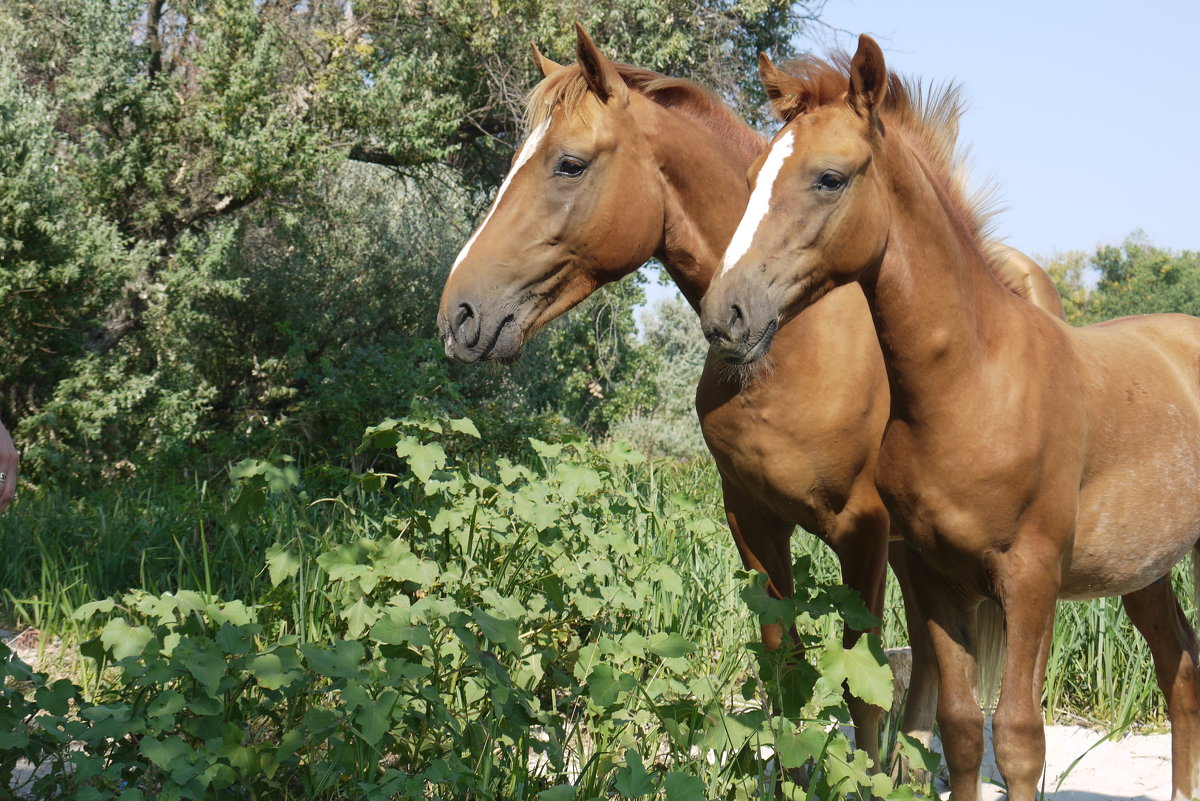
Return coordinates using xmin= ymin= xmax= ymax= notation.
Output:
xmin=2 ymin=418 xmax=907 ymax=800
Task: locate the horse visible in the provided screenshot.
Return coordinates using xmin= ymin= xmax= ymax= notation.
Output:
xmin=436 ymin=24 xmax=1064 ymax=770
xmin=699 ymin=35 xmax=1200 ymax=801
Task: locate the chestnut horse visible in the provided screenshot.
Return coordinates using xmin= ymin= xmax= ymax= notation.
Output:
xmin=700 ymin=36 xmax=1200 ymax=801
xmin=437 ymin=25 xmax=1063 ymax=768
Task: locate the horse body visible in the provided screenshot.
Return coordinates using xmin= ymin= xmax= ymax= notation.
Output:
xmin=700 ymin=36 xmax=1200 ymax=800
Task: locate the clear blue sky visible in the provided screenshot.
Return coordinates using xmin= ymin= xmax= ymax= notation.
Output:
xmin=809 ymin=0 xmax=1199 ymax=260
xmin=641 ymin=0 xmax=1198 ymax=309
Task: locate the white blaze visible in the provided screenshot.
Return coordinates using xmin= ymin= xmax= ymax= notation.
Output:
xmin=720 ymin=130 xmax=795 ymax=275
xmin=449 ymin=118 xmax=552 ymax=276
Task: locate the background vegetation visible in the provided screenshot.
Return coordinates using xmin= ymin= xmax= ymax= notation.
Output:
xmin=2 ymin=0 xmax=1199 ymax=798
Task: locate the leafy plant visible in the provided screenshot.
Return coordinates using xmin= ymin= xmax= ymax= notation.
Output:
xmin=2 ymin=418 xmax=903 ymax=799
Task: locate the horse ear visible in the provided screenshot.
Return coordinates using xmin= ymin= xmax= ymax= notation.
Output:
xmin=758 ymin=53 xmax=812 ymax=121
xmin=848 ymin=34 xmax=887 ymax=119
xmin=531 ymin=43 xmax=564 ymax=78
xmin=574 ymin=23 xmax=628 ymax=106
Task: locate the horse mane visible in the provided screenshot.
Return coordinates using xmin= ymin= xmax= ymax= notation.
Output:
xmin=772 ymin=54 xmax=1014 ymax=281
xmin=525 ymin=62 xmax=766 ymax=163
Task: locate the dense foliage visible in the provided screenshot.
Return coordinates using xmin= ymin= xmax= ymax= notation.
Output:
xmin=1045 ymin=232 xmax=1200 ymax=325
xmin=0 ymin=0 xmax=818 ymax=481
xmin=2 ymin=419 xmax=914 ymax=801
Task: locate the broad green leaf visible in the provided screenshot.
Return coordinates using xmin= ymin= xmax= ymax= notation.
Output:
xmin=648 ymin=633 xmax=696 ymax=659
xmin=354 ymin=689 xmax=399 ymax=745
xmin=776 ymin=727 xmax=828 ymax=769
xmin=826 ymin=584 xmax=882 ymax=630
xmin=537 ymin=785 xmax=576 ymax=801
xmin=448 ymin=417 xmax=481 ymax=438
xmin=819 ymin=636 xmax=893 ymax=709
xmin=302 ymin=639 xmax=366 ymax=679
xmin=612 ymin=750 xmax=654 ymax=798
xmin=528 ymin=438 xmax=562 ymax=459
xmin=586 ymin=664 xmax=622 ymax=708
xmin=100 ymin=619 xmax=153 ymax=661
xmin=664 ymin=773 xmax=706 ymax=801
xmin=140 ymin=735 xmax=191 ymax=770
xmin=146 ymin=690 xmax=187 ymax=720
xmin=472 ymin=609 xmax=522 ymax=654
xmin=34 ymin=679 xmax=76 ymax=717
xmin=247 ymin=653 xmax=300 ymax=690
xmin=71 ymin=599 xmax=115 ymax=621
xmin=265 ymin=543 xmax=301 ymax=586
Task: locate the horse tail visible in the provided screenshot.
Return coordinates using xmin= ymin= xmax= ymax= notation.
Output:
xmin=975 ymin=598 xmax=1006 ymax=711
xmin=1192 ymin=544 xmax=1200 ymax=627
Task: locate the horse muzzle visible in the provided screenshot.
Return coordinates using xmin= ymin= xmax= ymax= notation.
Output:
xmin=439 ymin=300 xmax=525 ymax=365
xmin=700 ymin=289 xmax=781 ymax=365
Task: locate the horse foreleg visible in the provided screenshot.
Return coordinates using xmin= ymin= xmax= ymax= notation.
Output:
xmin=906 ymin=548 xmax=986 ymax=801
xmin=1122 ymin=575 xmax=1200 ymax=801
xmin=721 ymin=480 xmax=795 ymax=650
xmin=888 ymin=539 xmax=939 ymax=775
xmin=829 ymin=497 xmax=891 ymax=769
xmin=990 ymin=551 xmax=1060 ymax=801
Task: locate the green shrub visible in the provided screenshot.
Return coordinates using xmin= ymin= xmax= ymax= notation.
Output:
xmin=2 ymin=418 xmax=905 ymax=800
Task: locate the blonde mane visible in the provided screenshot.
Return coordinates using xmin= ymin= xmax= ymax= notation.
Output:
xmin=524 ymin=62 xmax=765 ymax=163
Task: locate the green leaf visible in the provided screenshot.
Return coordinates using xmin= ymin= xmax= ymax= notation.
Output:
xmin=100 ymin=619 xmax=153 ymax=661
xmin=612 ymin=750 xmax=654 ymax=798
xmin=146 ymin=690 xmax=187 ymax=720
xmin=247 ymin=653 xmax=300 ymax=690
xmin=664 ymin=773 xmax=706 ymax=801
xmin=819 ymin=635 xmax=893 ymax=709
xmin=394 ymin=437 xmax=446 ymax=483
xmin=776 ymin=727 xmax=827 ymax=769
xmin=472 ymin=609 xmax=522 ymax=654
xmin=34 ymin=679 xmax=77 ymax=717
xmin=537 ymin=785 xmax=576 ymax=801
xmin=448 ymin=417 xmax=481 ymax=438
xmin=586 ymin=664 xmax=622 ymax=708
xmin=648 ymin=633 xmax=696 ymax=659
xmin=302 ymin=640 xmax=365 ymax=679
xmin=72 ymin=599 xmax=115 ymax=622
xmin=528 ymin=438 xmax=562 ymax=459
xmin=826 ymin=584 xmax=882 ymax=630
xmin=354 ymin=689 xmax=399 ymax=746
xmin=140 ymin=735 xmax=192 ymax=770
xmin=265 ymin=543 xmax=301 ymax=586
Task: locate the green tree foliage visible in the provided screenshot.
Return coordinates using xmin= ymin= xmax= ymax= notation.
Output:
xmin=1045 ymin=232 xmax=1200 ymax=326
xmin=611 ymin=294 xmax=710 ymax=460
xmin=0 ymin=0 xmax=816 ymax=479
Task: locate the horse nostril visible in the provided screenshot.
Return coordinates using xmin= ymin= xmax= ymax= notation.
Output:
xmin=728 ymin=303 xmax=746 ymax=337
xmin=453 ymin=301 xmax=481 ymax=348
xmin=455 ymin=302 xmax=475 ymax=328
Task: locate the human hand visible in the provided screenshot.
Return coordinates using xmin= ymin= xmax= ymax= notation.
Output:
xmin=0 ymin=421 xmax=18 ymax=513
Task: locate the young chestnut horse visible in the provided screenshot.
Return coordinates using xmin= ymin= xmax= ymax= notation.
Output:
xmin=701 ymin=36 xmax=1200 ymax=801
xmin=437 ymin=24 xmax=1062 ymax=769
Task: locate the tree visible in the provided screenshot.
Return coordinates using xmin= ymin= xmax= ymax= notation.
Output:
xmin=1044 ymin=232 xmax=1200 ymax=326
xmin=0 ymin=0 xmax=819 ymax=477
xmin=610 ymin=294 xmax=710 ymax=460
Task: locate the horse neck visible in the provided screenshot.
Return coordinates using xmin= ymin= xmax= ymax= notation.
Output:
xmin=639 ymin=98 xmax=764 ymax=311
xmin=859 ymin=130 xmax=1016 ymax=419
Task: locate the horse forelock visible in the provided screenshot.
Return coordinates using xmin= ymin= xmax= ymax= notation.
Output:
xmin=524 ymin=62 xmax=764 ymax=162
xmin=776 ymin=53 xmax=1011 ymax=279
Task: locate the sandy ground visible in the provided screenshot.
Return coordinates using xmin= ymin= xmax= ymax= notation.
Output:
xmin=931 ymin=719 xmax=1172 ymax=801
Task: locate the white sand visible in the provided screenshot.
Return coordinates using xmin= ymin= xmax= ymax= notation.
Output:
xmin=932 ymin=719 xmax=1172 ymax=801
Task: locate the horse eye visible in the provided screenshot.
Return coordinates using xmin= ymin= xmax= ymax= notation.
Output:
xmin=555 ymin=157 xmax=587 ymax=178
xmin=817 ymin=171 xmax=846 ymax=191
